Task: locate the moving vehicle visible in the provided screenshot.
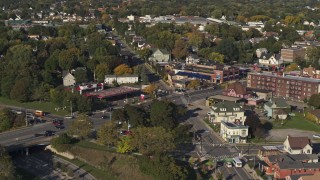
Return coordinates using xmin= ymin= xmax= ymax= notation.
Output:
xmin=55 ymin=125 xmax=65 ymax=129
xmin=232 ymin=157 xmax=243 ymax=168
xmin=53 ymin=119 xmax=63 ymax=126
xmin=64 ymin=115 xmax=74 ymax=119
xmin=226 ymin=162 xmax=232 ymax=168
xmin=35 ymin=110 xmax=45 ymax=117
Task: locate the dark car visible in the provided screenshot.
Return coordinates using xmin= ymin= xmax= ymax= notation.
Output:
xmin=55 ymin=125 xmax=65 ymax=129
xmin=53 ymin=119 xmax=63 ymax=126
xmin=44 ymin=131 xmax=55 ymax=137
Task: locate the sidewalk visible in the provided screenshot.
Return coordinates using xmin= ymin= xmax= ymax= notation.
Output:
xmin=53 ymin=156 xmax=96 ymax=180
xmin=243 ymin=164 xmax=263 ymax=180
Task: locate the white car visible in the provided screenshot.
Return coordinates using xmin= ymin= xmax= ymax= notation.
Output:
xmin=64 ymin=115 xmax=74 ymax=119
xmin=226 ymin=162 xmax=233 ymax=168
xmin=313 ymin=134 xmax=320 ymax=139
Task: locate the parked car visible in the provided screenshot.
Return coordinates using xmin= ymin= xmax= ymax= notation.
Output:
xmin=313 ymin=134 xmax=320 ymax=139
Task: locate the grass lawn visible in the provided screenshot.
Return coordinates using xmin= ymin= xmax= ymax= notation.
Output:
xmin=58 ymin=156 xmax=115 ymax=180
xmin=272 ymin=113 xmax=320 ymax=133
xmin=0 ymin=97 xmax=68 ymax=116
xmin=75 ymin=140 xmax=116 ymax=152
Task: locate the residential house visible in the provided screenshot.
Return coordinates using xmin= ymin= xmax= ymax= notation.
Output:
xmin=256 ymin=48 xmax=268 ymax=58
xmin=209 ymin=101 xmax=246 ymax=124
xmin=185 ymin=54 xmax=200 ymax=65
xmin=264 ymin=98 xmax=290 ymax=119
xmin=302 ymin=66 xmax=320 ymax=79
xmin=62 ymin=71 xmax=76 ymax=87
xmin=104 ymin=75 xmax=139 ymax=85
xmin=148 ymin=48 xmax=170 ymax=63
xmin=258 ymin=53 xmax=282 ymax=67
xmin=283 ymin=136 xmax=313 ymax=155
xmin=247 ymin=88 xmax=273 ymax=100
xmin=306 ymin=109 xmax=320 ymax=124
xmin=223 ymin=81 xmax=250 ymax=98
xmin=220 ymin=121 xmax=248 ymax=143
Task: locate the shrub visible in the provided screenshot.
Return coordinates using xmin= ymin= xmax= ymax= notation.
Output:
xmin=51 ymin=133 xmax=74 ymax=152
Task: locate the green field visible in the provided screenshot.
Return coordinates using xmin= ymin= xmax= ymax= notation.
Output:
xmin=272 ymin=113 xmax=320 ymax=133
xmin=0 ymin=97 xmax=68 ymax=116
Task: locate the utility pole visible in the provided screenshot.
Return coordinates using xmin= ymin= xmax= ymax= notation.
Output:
xmin=70 ymin=100 xmax=73 ymax=117
xmin=25 ymin=109 xmax=28 ymax=127
xmin=109 ymin=107 xmax=112 ymax=121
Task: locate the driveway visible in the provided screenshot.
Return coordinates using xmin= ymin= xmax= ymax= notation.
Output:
xmin=266 ymin=128 xmax=317 ymax=142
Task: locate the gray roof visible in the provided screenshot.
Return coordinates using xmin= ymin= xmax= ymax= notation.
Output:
xmin=278 ymin=161 xmax=320 ymax=170
xmin=221 ymin=121 xmax=248 ymax=129
xmin=151 ymin=48 xmax=169 ymax=55
xmin=249 ymin=72 xmax=320 ymax=83
xmin=265 ymin=98 xmax=290 ymax=108
xmin=212 ymin=101 xmax=243 ymax=113
xmin=105 ymin=75 xmax=139 ymax=78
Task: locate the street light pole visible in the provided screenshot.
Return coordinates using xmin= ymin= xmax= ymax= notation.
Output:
xmin=25 ymin=109 xmax=28 ymax=127
xmin=70 ymin=101 xmax=73 ymax=117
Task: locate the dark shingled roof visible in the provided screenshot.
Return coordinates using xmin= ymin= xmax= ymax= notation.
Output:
xmin=287 ymin=136 xmax=311 ymax=150
xmin=225 ymin=81 xmax=247 ymax=95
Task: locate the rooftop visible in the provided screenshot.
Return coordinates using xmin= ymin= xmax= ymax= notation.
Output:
xmin=249 ymin=72 xmax=320 ymax=83
xmin=209 ymin=95 xmax=242 ymax=102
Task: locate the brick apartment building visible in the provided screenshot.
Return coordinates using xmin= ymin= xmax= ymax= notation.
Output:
xmin=281 ymin=47 xmax=305 ymax=62
xmin=247 ymin=72 xmax=320 ymax=101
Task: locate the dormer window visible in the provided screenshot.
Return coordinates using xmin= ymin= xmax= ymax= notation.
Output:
xmin=220 ymin=108 xmax=226 ymax=111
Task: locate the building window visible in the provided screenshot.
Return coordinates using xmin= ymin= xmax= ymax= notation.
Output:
xmin=307 ymin=150 xmax=310 ymax=154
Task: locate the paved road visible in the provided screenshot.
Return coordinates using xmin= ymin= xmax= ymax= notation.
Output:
xmin=14 ymin=150 xmax=96 ymax=180
xmin=0 ymin=112 xmax=110 ymax=148
xmin=178 ymin=92 xmax=253 ymax=180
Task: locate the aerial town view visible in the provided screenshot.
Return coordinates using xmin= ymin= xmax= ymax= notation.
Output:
xmin=1 ymin=0 xmax=320 ymax=180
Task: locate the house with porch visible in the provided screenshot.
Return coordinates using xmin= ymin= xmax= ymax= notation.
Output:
xmin=209 ymin=101 xmax=248 ymax=143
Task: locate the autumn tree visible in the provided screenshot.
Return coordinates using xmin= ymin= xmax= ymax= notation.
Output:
xmin=143 ymin=84 xmax=157 ymax=96
xmin=285 ymin=63 xmax=300 ymax=72
xmin=114 ymin=64 xmax=133 ymax=75
xmin=131 ymin=127 xmax=175 ymax=156
xmin=97 ymin=121 xmax=120 ymax=147
xmin=117 ymin=136 xmax=133 ymax=154
xmin=187 ymin=79 xmax=200 ymax=89
xmin=68 ymin=114 xmax=93 ymax=139
xmin=208 ymin=52 xmax=224 ymax=64
xmin=172 ymin=39 xmax=188 ymax=60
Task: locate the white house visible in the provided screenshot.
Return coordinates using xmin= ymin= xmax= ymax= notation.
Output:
xmin=148 ymin=48 xmax=170 ymax=63
xmin=283 ymin=135 xmax=313 ymax=154
xmin=209 ymin=101 xmax=246 ymax=124
xmin=209 ymin=101 xmax=249 ymax=143
xmin=185 ymin=54 xmax=200 ymax=65
xmin=62 ymin=71 xmax=76 ymax=87
xmin=104 ymin=75 xmax=139 ymax=85
xmin=220 ymin=121 xmax=248 ymax=143
xmin=259 ymin=53 xmax=282 ymax=66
